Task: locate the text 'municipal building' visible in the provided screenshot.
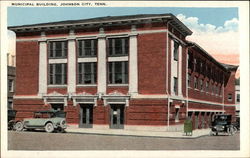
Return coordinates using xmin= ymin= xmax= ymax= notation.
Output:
xmin=9 ymin=13 xmax=238 ymax=131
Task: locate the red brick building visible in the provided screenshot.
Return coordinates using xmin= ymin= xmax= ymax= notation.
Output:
xmin=9 ymin=13 xmax=238 ymax=131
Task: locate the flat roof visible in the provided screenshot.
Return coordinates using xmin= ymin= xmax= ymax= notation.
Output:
xmin=8 ymin=13 xmax=192 ymax=36
xmin=187 ymin=41 xmax=238 ymax=72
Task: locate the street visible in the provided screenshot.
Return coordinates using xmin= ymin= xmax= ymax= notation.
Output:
xmin=8 ymin=131 xmax=240 ymax=150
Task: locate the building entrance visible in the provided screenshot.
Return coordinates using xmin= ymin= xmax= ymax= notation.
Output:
xmin=110 ymin=104 xmax=125 ymax=129
xmin=79 ymin=104 xmax=93 ymax=128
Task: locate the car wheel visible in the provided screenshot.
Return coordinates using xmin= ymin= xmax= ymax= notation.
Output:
xmin=45 ymin=123 xmax=54 ymax=133
xmin=15 ymin=122 xmax=24 ymax=131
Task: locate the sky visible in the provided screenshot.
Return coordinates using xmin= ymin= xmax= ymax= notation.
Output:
xmin=7 ymin=7 xmax=240 ymax=76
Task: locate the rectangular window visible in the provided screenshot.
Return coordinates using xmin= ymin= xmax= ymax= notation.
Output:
xmin=188 ymin=51 xmax=193 ymax=70
xmin=49 ymin=63 xmax=67 ymax=85
xmin=188 ymin=73 xmax=191 ymax=88
xmin=108 ymin=61 xmax=128 ymax=84
xmin=211 ymin=83 xmax=214 ymax=94
xmin=237 ymin=94 xmax=240 ymax=102
xmin=78 ymin=62 xmax=97 ymax=84
xmin=78 ymin=39 xmax=97 ymax=57
xmin=174 ymin=77 xmax=178 ymax=94
xmin=196 ymin=59 xmax=200 ymax=73
xmin=194 ymin=77 xmax=198 ymax=89
xmin=108 ymin=38 xmax=129 ymax=56
xmin=8 ymin=79 xmax=14 ymax=92
xmin=193 ymin=59 xmax=197 ymax=72
xmin=173 ymin=41 xmax=179 ymax=61
xmin=228 ymin=93 xmax=233 ymax=101
xmin=206 ymin=81 xmax=209 ymax=92
xmin=49 ymin=41 xmax=67 ymax=58
xmin=200 ymin=79 xmax=203 ymax=91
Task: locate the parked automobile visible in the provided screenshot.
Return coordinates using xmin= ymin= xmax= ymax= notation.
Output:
xmin=14 ymin=109 xmax=67 ymax=133
xmin=8 ymin=110 xmax=17 ymax=130
xmin=210 ymin=114 xmax=237 ymax=136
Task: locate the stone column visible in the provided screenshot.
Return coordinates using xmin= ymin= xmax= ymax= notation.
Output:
xmin=129 ymin=33 xmax=138 ymax=95
xmin=97 ymin=28 xmax=107 ymax=94
xmin=38 ymin=32 xmax=47 ymax=95
xmin=178 ymin=45 xmax=183 ymax=96
xmin=67 ymin=32 xmax=76 ymax=94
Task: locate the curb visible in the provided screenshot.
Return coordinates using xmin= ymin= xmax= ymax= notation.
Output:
xmin=65 ymin=130 xmax=210 ymax=139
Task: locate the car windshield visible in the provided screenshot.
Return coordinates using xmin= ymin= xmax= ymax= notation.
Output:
xmin=55 ymin=111 xmax=66 ymax=118
xmin=214 ymin=120 xmax=227 ymax=125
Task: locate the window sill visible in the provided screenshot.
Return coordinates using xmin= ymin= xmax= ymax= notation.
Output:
xmin=108 ymin=84 xmax=129 ymax=87
xmin=77 ymin=84 xmax=97 ymax=87
xmin=48 ymin=85 xmax=67 ymax=88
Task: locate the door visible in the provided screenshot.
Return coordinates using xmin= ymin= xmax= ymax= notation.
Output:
xmin=110 ymin=104 xmax=125 ymax=129
xmin=79 ymin=104 xmax=93 ymax=128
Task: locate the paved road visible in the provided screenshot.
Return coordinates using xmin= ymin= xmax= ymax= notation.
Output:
xmin=8 ymin=131 xmax=240 ymax=150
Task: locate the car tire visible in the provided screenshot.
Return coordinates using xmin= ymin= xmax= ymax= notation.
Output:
xmin=15 ymin=122 xmax=24 ymax=131
xmin=45 ymin=123 xmax=54 ymax=133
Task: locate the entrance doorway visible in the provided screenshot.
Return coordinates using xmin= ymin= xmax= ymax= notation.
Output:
xmin=79 ymin=104 xmax=93 ymax=128
xmin=110 ymin=104 xmax=125 ymax=129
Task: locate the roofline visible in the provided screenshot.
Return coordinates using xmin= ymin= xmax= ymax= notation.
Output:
xmin=187 ymin=41 xmax=238 ymax=72
xmin=8 ymin=13 xmax=192 ymax=36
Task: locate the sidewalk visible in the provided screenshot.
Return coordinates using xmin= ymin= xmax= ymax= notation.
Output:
xmin=65 ymin=127 xmax=211 ymax=139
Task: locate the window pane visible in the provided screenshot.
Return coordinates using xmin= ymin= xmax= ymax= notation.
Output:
xmin=78 ymin=40 xmax=97 ymax=57
xmin=49 ymin=41 xmax=67 ymax=58
xmin=108 ymin=38 xmax=128 ymax=56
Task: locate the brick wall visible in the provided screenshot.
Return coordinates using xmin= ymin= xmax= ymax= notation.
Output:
xmin=138 ymin=33 xmax=166 ymax=94
xmin=16 ymin=41 xmax=39 ymax=95
xmin=126 ymin=99 xmax=168 ymax=125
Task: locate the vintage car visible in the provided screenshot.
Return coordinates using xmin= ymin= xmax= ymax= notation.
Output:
xmin=14 ymin=109 xmax=67 ymax=133
xmin=210 ymin=114 xmax=237 ymax=136
xmin=8 ymin=110 xmax=17 ymax=130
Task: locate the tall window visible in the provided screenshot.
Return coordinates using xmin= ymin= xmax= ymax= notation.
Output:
xmin=108 ymin=38 xmax=129 ymax=56
xmin=108 ymin=61 xmax=128 ymax=84
xmin=188 ymin=73 xmax=191 ymax=88
xmin=196 ymin=59 xmax=200 ymax=73
xmin=49 ymin=41 xmax=67 ymax=58
xmin=188 ymin=51 xmax=193 ymax=70
xmin=49 ymin=63 xmax=67 ymax=85
xmin=211 ymin=83 xmax=214 ymax=94
xmin=194 ymin=77 xmax=198 ymax=89
xmin=206 ymin=81 xmax=209 ymax=92
xmin=200 ymin=79 xmax=203 ymax=91
xmin=78 ymin=62 xmax=97 ymax=84
xmin=78 ymin=39 xmax=97 ymax=57
xmin=173 ymin=41 xmax=179 ymax=61
xmin=173 ymin=77 xmax=178 ymax=95
xmin=8 ymin=79 xmax=14 ymax=92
